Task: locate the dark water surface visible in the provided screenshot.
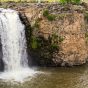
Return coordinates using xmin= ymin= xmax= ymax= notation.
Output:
xmin=1 ymin=63 xmax=88 ymax=88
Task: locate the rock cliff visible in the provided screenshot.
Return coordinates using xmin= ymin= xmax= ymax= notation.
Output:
xmin=16 ymin=3 xmax=88 ymax=66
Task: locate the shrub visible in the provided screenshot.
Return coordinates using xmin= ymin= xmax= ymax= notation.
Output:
xmin=31 ymin=36 xmax=38 ymax=49
xmin=50 ymin=43 xmax=59 ymax=52
xmin=84 ymin=12 xmax=88 ymax=22
xmin=47 ymin=14 xmax=56 ymax=21
xmin=85 ymin=32 xmax=88 ymax=44
xmin=51 ymin=33 xmax=64 ymax=43
xmin=59 ymin=36 xmax=64 ymax=43
xmin=72 ymin=0 xmax=81 ymax=4
xmin=59 ymin=0 xmax=81 ymax=4
xmin=60 ymin=0 xmax=71 ymax=4
xmin=43 ymin=9 xmax=56 ymax=21
xmin=60 ymin=0 xmax=67 ymax=4
xmin=43 ymin=10 xmax=49 ymax=17
xmin=85 ymin=32 xmax=88 ymax=38
xmin=50 ymin=33 xmax=64 ymax=52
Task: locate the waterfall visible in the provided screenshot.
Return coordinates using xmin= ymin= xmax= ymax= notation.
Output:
xmin=0 ymin=8 xmax=36 ymax=82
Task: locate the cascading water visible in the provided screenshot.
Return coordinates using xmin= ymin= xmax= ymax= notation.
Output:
xmin=0 ymin=8 xmax=36 ymax=82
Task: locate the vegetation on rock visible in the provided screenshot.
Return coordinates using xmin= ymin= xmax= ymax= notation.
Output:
xmin=43 ymin=10 xmax=56 ymax=21
xmin=60 ymin=0 xmax=81 ymax=4
xmin=84 ymin=12 xmax=88 ymax=22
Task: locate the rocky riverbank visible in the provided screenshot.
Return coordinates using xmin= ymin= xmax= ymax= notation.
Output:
xmin=1 ymin=2 xmax=88 ymax=66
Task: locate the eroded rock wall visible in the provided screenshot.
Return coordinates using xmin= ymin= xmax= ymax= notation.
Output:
xmin=19 ymin=4 xmax=88 ymax=66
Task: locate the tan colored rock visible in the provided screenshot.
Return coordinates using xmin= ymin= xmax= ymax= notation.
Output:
xmin=20 ymin=5 xmax=88 ymax=66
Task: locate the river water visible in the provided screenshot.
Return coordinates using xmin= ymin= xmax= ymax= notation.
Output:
xmin=0 ymin=63 xmax=88 ymax=88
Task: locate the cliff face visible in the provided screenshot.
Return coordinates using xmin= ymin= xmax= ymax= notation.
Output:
xmin=18 ymin=3 xmax=88 ymax=66
xmin=56 ymin=13 xmax=88 ymax=66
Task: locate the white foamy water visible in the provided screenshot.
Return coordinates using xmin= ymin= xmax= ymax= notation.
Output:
xmin=0 ymin=8 xmax=36 ymax=82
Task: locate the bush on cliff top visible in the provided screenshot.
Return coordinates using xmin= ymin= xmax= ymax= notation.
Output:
xmin=60 ymin=0 xmax=81 ymax=4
